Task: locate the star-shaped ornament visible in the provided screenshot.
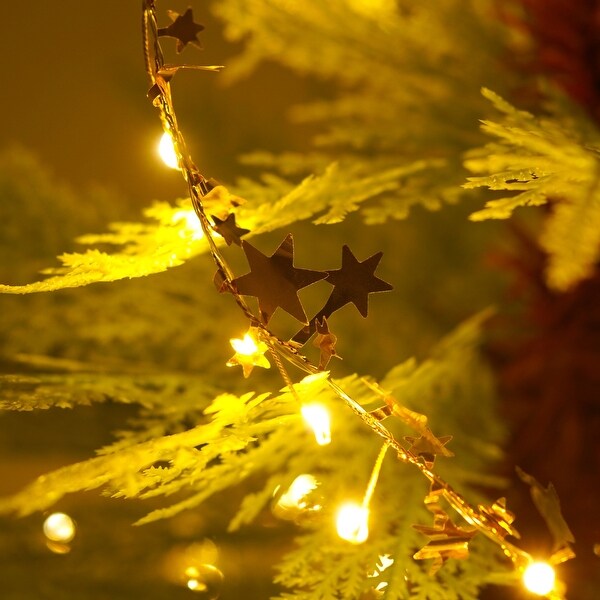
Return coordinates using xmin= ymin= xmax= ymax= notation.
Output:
xmin=232 ymin=234 xmax=326 ymax=324
xmin=293 ymin=245 xmax=392 ymax=343
xmin=211 ymin=213 xmax=250 ymax=246
xmin=312 ymin=317 xmax=339 ymax=370
xmin=405 ymin=434 xmax=454 ymax=468
xmin=477 ymin=497 xmax=520 ymax=540
xmin=517 ymin=467 xmax=573 ymax=549
xmin=158 ymin=8 xmax=205 ymax=53
xmin=226 ymin=329 xmax=270 ymax=378
xmin=325 ymin=245 xmax=393 ymax=317
xmin=413 ymin=514 xmax=477 ymax=574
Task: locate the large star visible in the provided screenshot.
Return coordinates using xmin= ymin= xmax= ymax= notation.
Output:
xmin=158 ymin=8 xmax=205 ymax=53
xmin=232 ymin=234 xmax=326 ymax=324
xmin=292 ymin=245 xmax=393 ymax=344
xmin=324 ymin=245 xmax=393 ymax=317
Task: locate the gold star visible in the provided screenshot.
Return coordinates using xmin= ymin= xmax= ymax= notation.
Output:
xmin=157 ymin=8 xmax=205 ymax=53
xmin=312 ymin=317 xmax=339 ymax=370
xmin=226 ymin=329 xmax=270 ymax=378
xmin=413 ymin=514 xmax=477 ymax=574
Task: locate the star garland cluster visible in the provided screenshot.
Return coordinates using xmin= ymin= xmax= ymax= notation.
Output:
xmin=141 ymin=2 xmax=575 ymax=596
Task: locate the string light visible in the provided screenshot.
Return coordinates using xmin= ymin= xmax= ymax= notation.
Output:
xmin=43 ymin=512 xmax=76 ymax=543
xmin=336 ymin=503 xmax=369 ymax=544
xmin=522 ymin=561 xmax=556 ymax=596
xmin=301 ymin=403 xmax=331 ymax=445
xmin=231 ymin=332 xmax=260 ymax=356
xmin=140 ymin=3 xmax=575 ymax=591
xmin=158 ymin=131 xmax=180 ymax=169
xmin=277 ymin=474 xmax=320 ymax=511
xmin=336 ymin=444 xmax=388 ymax=544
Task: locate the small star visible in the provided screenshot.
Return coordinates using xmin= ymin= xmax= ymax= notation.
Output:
xmin=211 ymin=213 xmax=250 ymax=246
xmin=158 ymin=8 xmax=205 ymax=53
xmin=232 ymin=234 xmax=326 ymax=324
xmin=477 ymin=497 xmax=520 ymax=539
xmin=312 ymin=317 xmax=339 ymax=370
xmin=413 ymin=514 xmax=477 ymax=574
xmin=226 ymin=330 xmax=270 ymax=378
xmin=518 ymin=466 xmax=576 ymax=549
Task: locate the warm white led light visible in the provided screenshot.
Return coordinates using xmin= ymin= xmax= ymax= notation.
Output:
xmin=522 ymin=561 xmax=556 ymax=596
xmin=301 ymin=403 xmax=331 ymax=445
xmin=336 ymin=502 xmax=369 ymax=544
xmin=43 ymin=512 xmax=76 ymax=543
xmin=158 ymin=131 xmax=179 ymax=169
xmin=278 ymin=474 xmax=319 ymax=510
xmin=231 ymin=333 xmax=260 ymax=356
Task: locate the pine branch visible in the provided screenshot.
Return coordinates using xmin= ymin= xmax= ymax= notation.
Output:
xmin=465 ymin=88 xmax=600 ymax=290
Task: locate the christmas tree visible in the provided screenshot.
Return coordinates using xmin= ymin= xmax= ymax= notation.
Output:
xmin=0 ymin=1 xmax=598 ymax=598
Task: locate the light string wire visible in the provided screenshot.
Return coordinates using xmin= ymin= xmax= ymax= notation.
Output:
xmin=140 ymin=0 xmax=568 ymax=583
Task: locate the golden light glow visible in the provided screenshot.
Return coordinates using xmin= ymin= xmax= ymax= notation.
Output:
xmin=277 ymin=474 xmax=319 ymax=511
xmin=336 ymin=502 xmax=369 ymax=544
xmin=347 ymin=0 xmax=395 ymax=17
xmin=301 ymin=403 xmax=331 ymax=445
xmin=231 ymin=333 xmax=260 ymax=356
xmin=43 ymin=512 xmax=76 ymax=543
xmin=227 ymin=330 xmax=271 ymax=377
xmin=522 ymin=561 xmax=556 ymax=596
xmin=172 ymin=209 xmax=204 ymax=241
xmin=158 ymin=131 xmax=179 ymax=169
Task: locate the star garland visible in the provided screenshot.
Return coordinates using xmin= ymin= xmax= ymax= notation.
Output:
xmin=140 ymin=2 xmax=575 ymax=595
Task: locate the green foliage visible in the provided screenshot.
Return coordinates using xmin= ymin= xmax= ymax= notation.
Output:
xmin=0 ymin=315 xmax=511 ymax=598
xmin=2 ymin=1 xmax=584 ymax=597
xmin=215 ymin=0 xmax=513 ymax=225
xmin=465 ymin=88 xmax=600 ymax=290
xmin=1 ymin=163 xmax=427 ymax=294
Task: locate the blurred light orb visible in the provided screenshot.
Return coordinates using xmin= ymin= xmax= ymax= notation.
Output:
xmin=43 ymin=512 xmax=76 ymax=543
xmin=158 ymin=132 xmax=179 ymax=169
xmin=522 ymin=561 xmax=556 ymax=596
xmin=301 ymin=403 xmax=332 ymax=445
xmin=184 ymin=564 xmax=224 ymax=598
xmin=278 ymin=474 xmax=319 ymax=510
xmin=172 ymin=209 xmax=204 ymax=240
xmin=336 ymin=502 xmax=369 ymax=544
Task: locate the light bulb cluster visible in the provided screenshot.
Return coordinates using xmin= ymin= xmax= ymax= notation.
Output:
xmin=143 ymin=3 xmax=574 ymax=596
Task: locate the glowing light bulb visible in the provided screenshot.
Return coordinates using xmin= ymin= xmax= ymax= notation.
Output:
xmin=43 ymin=512 xmax=76 ymax=543
xmin=522 ymin=561 xmax=556 ymax=596
xmin=301 ymin=403 xmax=331 ymax=445
xmin=336 ymin=502 xmax=369 ymax=544
xmin=231 ymin=333 xmax=260 ymax=355
xmin=158 ymin=131 xmax=179 ymax=169
xmin=278 ymin=474 xmax=319 ymax=510
xmin=172 ymin=209 xmax=204 ymax=241
xmin=183 ymin=564 xmax=224 ymax=597
xmin=227 ymin=329 xmax=270 ymax=377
